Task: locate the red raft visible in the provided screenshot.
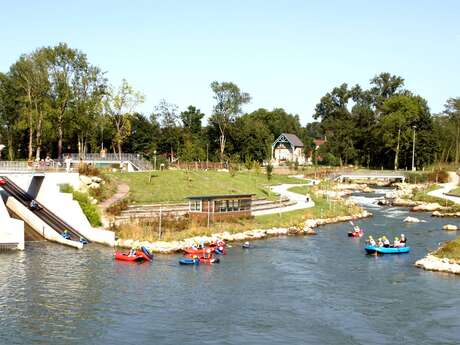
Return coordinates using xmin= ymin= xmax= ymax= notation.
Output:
xmin=348 ymin=230 xmax=364 ymax=238
xmin=184 ymin=254 xmax=220 ymax=264
xmin=183 ymin=247 xmax=216 ymax=255
xmin=114 ymin=250 xmax=152 ymax=262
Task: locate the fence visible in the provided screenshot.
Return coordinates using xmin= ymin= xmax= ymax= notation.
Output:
xmin=170 ymin=161 xmax=226 ymax=170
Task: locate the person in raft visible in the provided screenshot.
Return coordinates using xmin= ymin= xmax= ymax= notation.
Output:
xmin=193 ymin=255 xmax=199 ymax=262
xmin=383 ymin=236 xmax=390 ymax=248
xmin=393 ymin=237 xmax=401 ymax=248
xmin=400 ymin=234 xmax=407 ymax=245
xmin=377 ymin=238 xmax=384 ymax=247
xmin=128 ymin=245 xmax=137 ymax=257
xmin=353 ymin=225 xmax=361 ymax=234
xmin=367 ymin=236 xmax=376 ymax=246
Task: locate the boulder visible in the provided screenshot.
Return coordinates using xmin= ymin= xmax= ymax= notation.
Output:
xmin=304 ymin=228 xmax=317 ymax=235
xmin=443 ymin=224 xmax=459 ymax=231
xmin=403 ymin=216 xmax=426 ymax=223
xmin=412 ymin=203 xmax=444 ymax=212
xmin=80 ymin=175 xmax=92 ymax=185
xmin=91 ymin=176 xmax=103 ymax=183
xmin=88 ymin=182 xmax=100 ymax=189
xmin=392 ymin=198 xmax=419 ymax=207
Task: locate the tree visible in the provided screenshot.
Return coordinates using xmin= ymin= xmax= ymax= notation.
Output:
xmin=181 ymin=105 xmax=204 ymax=135
xmin=0 ymin=72 xmax=21 ymax=160
xmin=210 ymin=81 xmax=250 ymax=162
xmin=443 ymin=98 xmax=460 ymax=165
xmin=46 ymin=43 xmax=91 ymax=158
xmin=154 ymin=99 xmax=181 ymax=162
xmin=104 ymin=79 xmax=144 ymax=159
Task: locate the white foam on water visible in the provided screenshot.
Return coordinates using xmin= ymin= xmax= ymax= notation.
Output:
xmin=349 ymin=195 xmax=381 ymax=209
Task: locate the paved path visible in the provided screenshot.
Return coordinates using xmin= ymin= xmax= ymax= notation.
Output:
xmin=98 ymin=183 xmax=129 ymax=210
xmin=427 ymin=172 xmax=460 ymax=204
xmin=252 ymin=183 xmax=315 ymax=216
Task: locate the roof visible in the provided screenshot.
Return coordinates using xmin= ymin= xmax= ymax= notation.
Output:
xmin=274 ymin=133 xmax=304 ymax=147
xmin=186 ymin=194 xmax=255 ymax=200
xmin=314 ymin=139 xmax=326 ymax=146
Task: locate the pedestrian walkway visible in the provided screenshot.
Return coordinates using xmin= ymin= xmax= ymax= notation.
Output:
xmin=427 ymin=172 xmax=460 ymax=204
xmin=99 ymin=183 xmax=129 ymax=210
xmin=252 ymin=183 xmax=315 ymax=216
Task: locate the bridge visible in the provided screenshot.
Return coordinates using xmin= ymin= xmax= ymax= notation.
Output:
xmin=0 ymin=153 xmax=152 ymax=173
xmin=334 ymin=171 xmax=406 ymax=183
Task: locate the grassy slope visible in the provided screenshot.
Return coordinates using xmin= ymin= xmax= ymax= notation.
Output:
xmin=434 ymin=237 xmax=460 ymax=260
xmin=115 ymin=183 xmax=363 ymax=242
xmin=110 ymin=170 xmax=303 ymax=204
xmin=447 ymin=187 xmax=460 ymax=197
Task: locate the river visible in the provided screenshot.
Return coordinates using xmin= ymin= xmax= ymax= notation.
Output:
xmin=2 ymin=191 xmax=460 ymax=345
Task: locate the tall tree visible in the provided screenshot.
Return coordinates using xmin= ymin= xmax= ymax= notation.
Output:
xmin=443 ymin=98 xmax=460 ymax=165
xmin=181 ymin=105 xmax=204 ymax=135
xmin=210 ymin=81 xmax=250 ymax=162
xmin=104 ymin=79 xmax=144 ymax=159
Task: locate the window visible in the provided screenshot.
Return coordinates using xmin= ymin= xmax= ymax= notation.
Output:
xmin=189 ymin=200 xmax=202 ymax=212
xmin=239 ymin=199 xmax=251 ymax=211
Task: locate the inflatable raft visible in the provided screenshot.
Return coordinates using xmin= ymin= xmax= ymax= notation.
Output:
xmin=365 ymin=245 xmax=410 ymax=255
xmin=183 ymin=247 xmax=215 ymax=255
xmin=179 ymin=258 xmax=200 ymax=265
xmin=348 ymin=231 xmax=364 ymax=238
xmin=114 ymin=252 xmax=145 ymax=262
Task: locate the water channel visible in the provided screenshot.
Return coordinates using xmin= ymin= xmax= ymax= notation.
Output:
xmin=2 ymin=191 xmax=460 ymax=344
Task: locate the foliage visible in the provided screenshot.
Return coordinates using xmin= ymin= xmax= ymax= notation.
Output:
xmin=78 ymin=163 xmax=101 ymax=176
xmin=110 ymin=170 xmax=302 ymax=204
xmin=266 ymin=163 xmax=273 ymax=181
xmin=58 ymin=183 xmax=101 ymax=227
xmin=106 ymin=198 xmax=128 ymax=216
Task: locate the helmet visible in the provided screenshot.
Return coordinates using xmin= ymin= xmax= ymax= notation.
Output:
xmin=395 ymin=237 xmax=399 ymax=240
xmin=193 ymin=255 xmax=198 ymax=259
xmin=401 ymin=234 xmax=405 ymax=237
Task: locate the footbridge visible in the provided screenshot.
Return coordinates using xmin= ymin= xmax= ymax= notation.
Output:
xmin=335 ymin=171 xmax=406 ymax=183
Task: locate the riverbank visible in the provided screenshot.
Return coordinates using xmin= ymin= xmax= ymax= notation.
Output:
xmin=115 ymin=209 xmax=372 ymax=253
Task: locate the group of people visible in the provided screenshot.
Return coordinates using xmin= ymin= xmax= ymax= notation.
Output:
xmin=367 ymin=234 xmax=407 ymax=248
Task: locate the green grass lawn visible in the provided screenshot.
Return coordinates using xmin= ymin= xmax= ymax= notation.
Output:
xmin=434 ymin=237 xmax=460 ymax=261
xmin=109 ymin=170 xmax=304 ymax=204
xmin=447 ymin=187 xmax=460 ymax=196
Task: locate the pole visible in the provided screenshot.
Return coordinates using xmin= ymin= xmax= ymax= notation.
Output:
xmin=412 ymin=126 xmax=416 ymax=171
xmin=158 ymin=206 xmax=162 ymax=239
xmin=206 ymin=144 xmax=209 ymax=170
xmin=154 ymin=150 xmax=157 ymax=171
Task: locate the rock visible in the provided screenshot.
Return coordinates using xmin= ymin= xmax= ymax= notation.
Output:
xmin=304 ymin=228 xmax=317 ymax=235
xmin=80 ymin=175 xmax=92 ymax=185
xmin=362 ymin=186 xmax=374 ymax=193
xmin=403 ymin=216 xmax=426 ymax=223
xmin=88 ymin=182 xmax=100 ymax=189
xmin=91 ymin=176 xmax=102 ymax=183
xmin=412 ymin=203 xmax=444 ymax=212
xmin=443 ymin=224 xmax=459 ymax=231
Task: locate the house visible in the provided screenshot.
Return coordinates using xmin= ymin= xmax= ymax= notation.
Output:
xmin=271 ymin=133 xmax=305 ymax=165
xmin=186 ymin=194 xmax=255 ymax=223
xmin=307 ymin=138 xmax=327 ymax=164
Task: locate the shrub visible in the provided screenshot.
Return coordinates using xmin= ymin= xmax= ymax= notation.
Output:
xmin=266 ymin=163 xmax=273 ymax=181
xmin=72 ymin=191 xmax=102 ymax=227
xmin=78 ymin=163 xmax=101 ymax=176
xmin=106 ymin=199 xmax=128 ymax=216
xmin=59 ymin=183 xmax=73 ymax=193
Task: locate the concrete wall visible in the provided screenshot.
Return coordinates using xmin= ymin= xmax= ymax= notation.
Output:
xmin=0 ymin=194 xmax=24 ymax=250
xmin=4 ymin=196 xmax=82 ymax=249
xmin=4 ymin=173 xmax=115 ymax=247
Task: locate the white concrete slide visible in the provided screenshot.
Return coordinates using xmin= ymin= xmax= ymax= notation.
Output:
xmin=6 ymin=196 xmax=82 ymax=249
xmin=0 ymin=196 xmax=24 ymax=250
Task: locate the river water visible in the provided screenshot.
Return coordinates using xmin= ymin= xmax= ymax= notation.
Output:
xmin=2 ymin=191 xmax=460 ymax=345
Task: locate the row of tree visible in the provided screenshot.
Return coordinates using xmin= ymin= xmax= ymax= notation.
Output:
xmin=0 ymin=43 xmax=459 ymax=169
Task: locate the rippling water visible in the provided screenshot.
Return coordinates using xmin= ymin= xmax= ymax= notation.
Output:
xmin=2 ymin=193 xmax=460 ymax=345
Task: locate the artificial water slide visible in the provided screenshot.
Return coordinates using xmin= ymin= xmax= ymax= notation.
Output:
xmin=0 ymin=176 xmax=89 ymax=244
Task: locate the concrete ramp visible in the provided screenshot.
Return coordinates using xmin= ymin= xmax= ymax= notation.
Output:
xmin=5 ymin=196 xmax=82 ymax=249
xmin=0 ymin=194 xmax=24 ymax=250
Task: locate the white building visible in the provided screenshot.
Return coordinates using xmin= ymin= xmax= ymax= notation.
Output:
xmin=271 ymin=133 xmax=305 ymax=165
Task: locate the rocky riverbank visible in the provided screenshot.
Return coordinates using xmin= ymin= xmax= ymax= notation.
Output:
xmin=115 ymin=210 xmax=373 ymax=253
xmin=415 ymin=255 xmax=460 ymax=274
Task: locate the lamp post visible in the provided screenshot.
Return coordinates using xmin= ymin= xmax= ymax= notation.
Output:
xmin=411 ymin=126 xmax=416 ymax=171
xmin=154 ymin=150 xmax=157 ymax=171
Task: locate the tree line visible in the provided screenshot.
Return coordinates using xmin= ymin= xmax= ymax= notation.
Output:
xmin=0 ymin=43 xmax=459 ymax=170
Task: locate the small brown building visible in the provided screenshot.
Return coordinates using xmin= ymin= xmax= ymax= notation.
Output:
xmin=187 ymin=194 xmax=255 ymax=223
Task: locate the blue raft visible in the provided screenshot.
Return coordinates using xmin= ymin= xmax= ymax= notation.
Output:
xmin=365 ymin=245 xmax=410 ymax=255
xmin=179 ymin=258 xmax=199 ymax=265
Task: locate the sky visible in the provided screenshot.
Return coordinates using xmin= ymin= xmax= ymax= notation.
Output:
xmin=1 ymin=0 xmax=459 ymax=124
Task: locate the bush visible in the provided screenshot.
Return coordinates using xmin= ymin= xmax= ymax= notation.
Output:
xmin=72 ymin=191 xmax=102 ymax=227
xmin=106 ymin=199 xmax=128 ymax=216
xmin=405 ymin=169 xmax=449 ymax=184
xmin=78 ymin=163 xmax=101 ymax=176
xmin=266 ymin=163 xmax=273 ymax=181
xmin=59 ymin=183 xmax=73 ymax=193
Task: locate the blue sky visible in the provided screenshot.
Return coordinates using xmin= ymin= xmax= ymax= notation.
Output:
xmin=1 ymin=0 xmax=459 ymax=124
